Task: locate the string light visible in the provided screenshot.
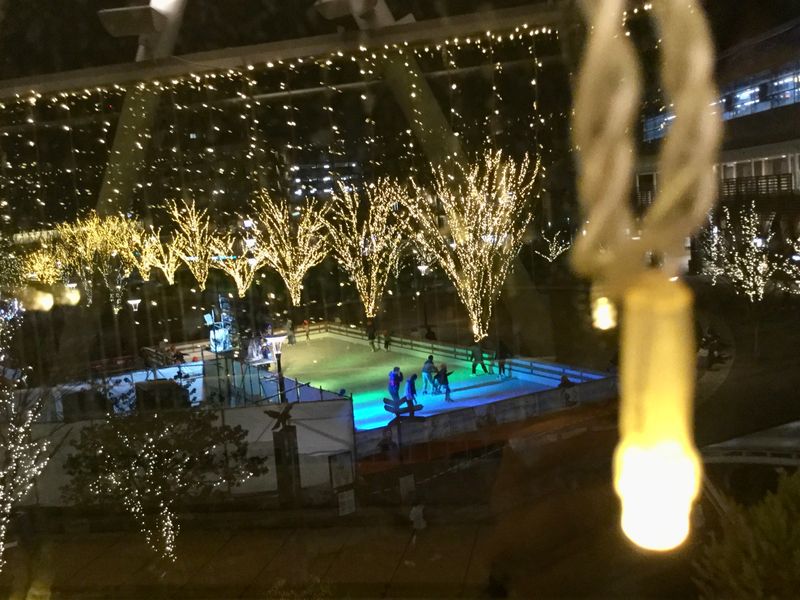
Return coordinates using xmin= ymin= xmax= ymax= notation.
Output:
xmin=534 ymin=229 xmax=572 ymax=263
xmin=714 ymin=203 xmax=781 ymax=303
xmin=249 ymin=192 xmax=329 ymax=306
xmin=62 ymin=411 xmax=268 ymax=563
xmin=328 ymin=180 xmax=405 ymax=319
xmin=0 ymin=315 xmax=49 ymax=572
xmin=150 ymin=230 xmax=184 ymax=286
xmin=406 ymin=149 xmax=541 ymax=341
xmin=166 ymin=199 xmax=216 ymax=291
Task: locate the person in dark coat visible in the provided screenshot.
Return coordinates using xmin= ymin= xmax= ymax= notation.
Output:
xmin=495 ymin=340 xmax=511 ymax=380
xmin=435 ymin=363 xmax=454 ymax=402
xmin=388 ymin=366 xmax=403 ymax=403
xmin=471 ymin=341 xmax=489 ymax=375
xmin=366 ymin=320 xmax=377 ymax=352
xmin=404 ymin=373 xmax=418 ymax=409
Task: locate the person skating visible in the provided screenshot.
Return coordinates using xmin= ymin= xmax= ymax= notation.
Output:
xmin=366 ymin=320 xmax=377 ymax=352
xmin=470 ymin=341 xmax=489 ymax=375
xmin=388 ymin=366 xmax=404 ymax=403
xmin=404 ymin=373 xmax=418 ymax=410
xmin=435 ymin=363 xmax=454 ymax=402
xmin=421 ymin=355 xmax=437 ymax=394
xmin=495 ymin=340 xmax=511 ymax=380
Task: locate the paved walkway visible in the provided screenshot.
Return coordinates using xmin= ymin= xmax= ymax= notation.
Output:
xmin=1 ymin=520 xmax=492 ymax=599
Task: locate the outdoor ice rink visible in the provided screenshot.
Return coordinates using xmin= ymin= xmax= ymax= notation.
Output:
xmin=277 ymin=335 xmax=559 ymax=431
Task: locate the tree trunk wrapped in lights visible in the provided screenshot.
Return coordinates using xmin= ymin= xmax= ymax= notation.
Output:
xmin=55 ymin=212 xmax=138 ymax=311
xmin=250 ymin=193 xmax=330 ymax=306
xmin=0 ymin=316 xmax=49 ymax=572
xmin=720 ymin=203 xmax=781 ymax=303
xmin=327 ymin=180 xmax=405 ymax=319
xmin=151 ymin=231 xmax=183 ymax=286
xmin=92 ymin=214 xmax=139 ymax=313
xmin=166 ymin=200 xmax=216 ymax=291
xmin=406 ymin=150 xmax=540 ymax=341
xmin=210 ymin=232 xmax=268 ymax=298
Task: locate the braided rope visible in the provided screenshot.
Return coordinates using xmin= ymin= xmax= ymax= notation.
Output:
xmin=573 ymin=0 xmax=721 ymax=292
xmin=571 ymin=0 xmax=640 ymax=285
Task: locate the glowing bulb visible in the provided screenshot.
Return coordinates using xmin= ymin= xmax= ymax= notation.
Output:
xmin=614 ymin=272 xmax=701 ymax=552
xmin=592 ymin=296 xmax=617 ymax=330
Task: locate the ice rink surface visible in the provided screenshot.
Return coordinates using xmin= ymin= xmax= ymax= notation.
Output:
xmin=278 ymin=336 xmax=555 ymax=430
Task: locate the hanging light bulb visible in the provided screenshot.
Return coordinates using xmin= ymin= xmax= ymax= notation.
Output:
xmin=614 ymin=271 xmax=701 ymax=551
xmin=592 ymin=295 xmax=617 ymax=330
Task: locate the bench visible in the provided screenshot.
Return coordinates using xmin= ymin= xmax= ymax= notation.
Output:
xmin=383 ymin=399 xmax=424 ymax=418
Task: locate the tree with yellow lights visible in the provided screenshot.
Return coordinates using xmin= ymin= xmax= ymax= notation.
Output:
xmin=166 ymin=200 xmax=216 ymax=290
xmin=55 ymin=215 xmax=99 ymax=305
xmin=405 ymin=150 xmax=541 ymax=340
xmin=151 ymin=231 xmax=184 ymax=286
xmin=0 ymin=314 xmax=49 ymax=572
xmin=22 ymin=247 xmax=61 ymax=286
xmin=327 ymin=180 xmax=406 ymax=319
xmin=130 ymin=229 xmax=161 ymax=282
xmin=63 ymin=410 xmax=268 ymax=563
xmin=92 ymin=214 xmax=139 ymax=313
xmin=250 ymin=192 xmax=330 ymax=306
xmin=210 ymin=231 xmax=268 ymax=298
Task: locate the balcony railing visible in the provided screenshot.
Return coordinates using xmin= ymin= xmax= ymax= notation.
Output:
xmin=719 ymin=173 xmax=795 ymax=198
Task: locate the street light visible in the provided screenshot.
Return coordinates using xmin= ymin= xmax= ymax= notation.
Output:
xmin=265 ymin=334 xmax=288 ymax=403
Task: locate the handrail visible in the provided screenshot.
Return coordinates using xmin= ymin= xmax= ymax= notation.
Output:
xmin=321 ymin=322 xmax=607 ymax=382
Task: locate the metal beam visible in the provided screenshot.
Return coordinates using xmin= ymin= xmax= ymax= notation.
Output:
xmin=0 ymin=2 xmax=565 ymax=100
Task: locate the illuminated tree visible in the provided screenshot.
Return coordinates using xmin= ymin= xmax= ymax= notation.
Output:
xmin=63 ymin=410 xmax=268 ymax=562
xmin=718 ymin=204 xmax=781 ymax=304
xmin=534 ymin=229 xmax=572 ymax=263
xmin=55 ymin=212 xmax=138 ymax=311
xmin=0 ymin=314 xmax=49 ymax=572
xmin=92 ymin=215 xmax=139 ymax=313
xmin=151 ymin=232 xmax=183 ymax=286
xmin=166 ymin=200 xmax=216 ymax=290
xmin=210 ymin=231 xmax=268 ymax=298
xmin=22 ymin=247 xmax=61 ymax=286
xmin=250 ymin=193 xmax=330 ymax=306
xmin=327 ymin=180 xmax=406 ymax=319
xmin=55 ymin=216 xmax=98 ymax=305
xmin=406 ymin=150 xmax=541 ymax=340
xmin=698 ymin=215 xmax=726 ymax=286
xmin=130 ymin=229 xmax=161 ymax=282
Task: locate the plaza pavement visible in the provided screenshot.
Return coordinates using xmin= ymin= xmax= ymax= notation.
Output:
xmin=1 ymin=518 xmax=493 ymax=599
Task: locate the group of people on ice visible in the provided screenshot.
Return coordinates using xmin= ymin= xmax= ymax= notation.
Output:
xmin=387 ymin=356 xmax=454 ymax=409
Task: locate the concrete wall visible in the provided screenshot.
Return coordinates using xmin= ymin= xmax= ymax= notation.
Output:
xmin=355 ymin=377 xmax=617 ymax=457
xmin=28 ymin=398 xmax=355 ymax=507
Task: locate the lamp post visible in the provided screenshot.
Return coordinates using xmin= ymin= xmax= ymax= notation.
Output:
xmin=265 ymin=334 xmax=288 ymax=403
xmin=417 ymin=263 xmax=429 ymax=329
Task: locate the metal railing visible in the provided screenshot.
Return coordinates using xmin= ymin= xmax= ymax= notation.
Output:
xmin=719 ymin=173 xmax=795 ymax=198
xmin=321 ymin=322 xmax=606 ymax=384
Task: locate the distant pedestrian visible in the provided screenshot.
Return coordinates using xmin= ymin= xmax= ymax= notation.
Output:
xmin=366 ymin=320 xmax=377 ymax=352
xmin=435 ymin=363 xmax=454 ymax=402
xmin=287 ymin=319 xmax=296 ymax=345
xmin=424 ymin=326 xmax=437 ymax=341
xmin=388 ymin=366 xmax=404 ymax=403
xmin=421 ymin=355 xmax=437 ymax=394
xmin=404 ymin=373 xmax=418 ymax=408
xmin=470 ymin=341 xmax=488 ymax=375
xmin=409 ymin=498 xmax=427 ymax=546
xmin=303 ymin=319 xmax=310 ymax=341
xmin=383 ymin=330 xmax=392 ymax=352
